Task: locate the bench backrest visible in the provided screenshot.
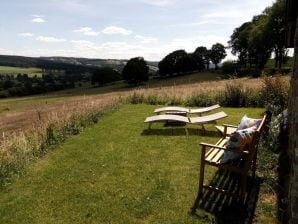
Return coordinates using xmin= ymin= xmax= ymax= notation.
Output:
xmin=244 ymin=113 xmax=270 ymax=166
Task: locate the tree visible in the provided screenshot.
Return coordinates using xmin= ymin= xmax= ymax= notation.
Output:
xmin=175 ymin=54 xmax=198 ymax=73
xmin=229 ymin=22 xmax=252 ymax=67
xmin=158 ymin=50 xmax=188 ymax=76
xmin=122 ymin=57 xmax=149 ymax=85
xmin=287 ymin=0 xmax=298 ymax=223
xmin=193 ymin=46 xmax=209 ymax=69
xmin=91 ymin=67 xmax=121 ymax=86
xmin=265 ymin=0 xmax=287 ymax=69
xmin=248 ymin=15 xmax=273 ymax=69
xmin=209 ymin=43 xmax=227 ymax=69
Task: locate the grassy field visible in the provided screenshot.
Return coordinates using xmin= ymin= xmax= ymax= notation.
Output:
xmin=0 ymin=66 xmax=42 ymax=76
xmin=0 ymin=72 xmax=290 ymax=134
xmin=0 ymin=104 xmax=277 ymax=223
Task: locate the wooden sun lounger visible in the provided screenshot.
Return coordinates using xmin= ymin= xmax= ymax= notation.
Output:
xmin=144 ymin=111 xmax=228 ymax=130
xmin=154 ymin=104 xmax=220 ymax=115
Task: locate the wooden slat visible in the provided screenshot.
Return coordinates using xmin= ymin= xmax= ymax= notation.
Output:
xmin=144 ymin=114 xmax=190 ymax=123
xmin=205 ymin=148 xmax=221 ymax=161
xmin=202 ymin=184 xmax=239 ymax=198
xmin=154 ymin=106 xmax=189 ymax=114
xmin=189 ymin=104 xmax=220 ymax=114
xmin=212 ymin=150 xmax=225 ymax=163
xmin=189 ymin=111 xmax=227 ymax=124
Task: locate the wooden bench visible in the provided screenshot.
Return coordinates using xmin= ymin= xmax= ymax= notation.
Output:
xmin=191 ymin=113 xmax=270 ymax=214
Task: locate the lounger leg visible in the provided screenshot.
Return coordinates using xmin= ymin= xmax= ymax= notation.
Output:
xmin=201 ymin=124 xmax=206 ymax=135
xmin=148 ymin=123 xmax=152 ymax=129
xmin=191 ymin=146 xmax=206 ymax=214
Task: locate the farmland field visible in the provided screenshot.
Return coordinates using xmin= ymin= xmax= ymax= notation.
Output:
xmin=0 ymin=66 xmax=42 ymax=76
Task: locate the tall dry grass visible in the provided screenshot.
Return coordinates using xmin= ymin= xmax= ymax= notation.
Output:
xmin=0 ymin=93 xmax=125 ymax=182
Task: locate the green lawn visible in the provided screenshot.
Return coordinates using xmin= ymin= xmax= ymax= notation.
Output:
xmin=0 ymin=105 xmax=276 ymax=223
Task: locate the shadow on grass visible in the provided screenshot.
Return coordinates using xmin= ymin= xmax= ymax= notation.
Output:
xmin=141 ymin=128 xmax=220 ymax=136
xmin=192 ymin=170 xmax=261 ymax=224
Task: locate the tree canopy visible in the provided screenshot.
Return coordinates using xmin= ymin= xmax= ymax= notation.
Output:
xmin=122 ymin=57 xmax=149 ymax=85
xmin=229 ymin=0 xmax=287 ymax=69
xmin=209 ymin=43 xmax=227 ymax=69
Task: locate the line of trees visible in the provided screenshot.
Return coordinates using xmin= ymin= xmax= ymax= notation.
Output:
xmin=0 ymin=69 xmax=91 ymax=98
xmin=229 ymin=0 xmax=288 ymax=69
xmin=158 ymin=43 xmax=227 ymax=76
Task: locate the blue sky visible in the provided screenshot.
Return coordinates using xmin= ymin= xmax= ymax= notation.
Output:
xmin=0 ymin=0 xmax=275 ymax=61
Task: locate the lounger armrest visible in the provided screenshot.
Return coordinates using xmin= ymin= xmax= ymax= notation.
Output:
xmin=199 ymin=143 xmax=249 ymax=154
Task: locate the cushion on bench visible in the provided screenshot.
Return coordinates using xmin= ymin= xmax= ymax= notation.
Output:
xmin=220 ymin=126 xmax=257 ymax=164
xmin=237 ymin=115 xmax=261 ymax=130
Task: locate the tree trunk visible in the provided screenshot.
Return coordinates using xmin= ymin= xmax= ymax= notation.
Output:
xmin=278 ymin=48 xmax=283 ymax=70
xmin=288 ymin=16 xmax=298 ymax=224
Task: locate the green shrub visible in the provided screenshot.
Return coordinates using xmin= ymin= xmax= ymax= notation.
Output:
xmin=221 ymin=61 xmax=237 ymax=75
xmin=221 ymin=83 xmax=248 ymax=107
xmin=186 ymin=92 xmax=217 ymax=107
xmin=260 ymin=76 xmax=289 ymax=115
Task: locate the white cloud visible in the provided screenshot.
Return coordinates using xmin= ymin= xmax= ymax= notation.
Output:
xmin=102 ymin=26 xmax=132 ymax=35
xmin=32 ymin=18 xmax=45 ymax=23
xmin=36 ymin=36 xmax=67 ymax=43
xmin=31 ymin=15 xmax=46 ymax=23
xmin=141 ymin=0 xmax=176 ymax=7
xmin=135 ymin=35 xmax=158 ymax=44
xmin=73 ymin=27 xmax=100 ymax=36
xmin=18 ymin=32 xmax=34 ymax=37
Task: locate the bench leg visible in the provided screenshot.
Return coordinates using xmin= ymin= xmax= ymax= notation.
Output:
xmin=252 ymin=152 xmax=257 ymax=178
xmin=239 ymin=174 xmax=247 ymax=202
xmin=191 ymin=148 xmax=206 ymax=214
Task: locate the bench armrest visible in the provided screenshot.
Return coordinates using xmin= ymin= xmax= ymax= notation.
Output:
xmin=223 ymin=124 xmax=238 ymax=128
xmin=200 ymin=142 xmax=249 ymax=154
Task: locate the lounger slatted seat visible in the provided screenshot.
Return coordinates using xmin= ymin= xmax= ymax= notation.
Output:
xmin=189 ymin=112 xmax=227 ymax=124
xmin=154 ymin=107 xmax=189 ymax=114
xmin=144 ymin=111 xmax=228 ymax=131
xmin=144 ymin=114 xmax=190 ymax=124
xmin=189 ymin=104 xmax=220 ymax=115
xmin=154 ymin=104 xmax=220 ymax=115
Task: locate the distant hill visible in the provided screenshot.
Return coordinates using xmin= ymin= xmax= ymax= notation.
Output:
xmin=0 ymin=55 xmax=158 ymax=72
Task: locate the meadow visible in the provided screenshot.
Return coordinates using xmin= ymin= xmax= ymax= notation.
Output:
xmin=0 ymin=71 xmax=288 ymax=223
xmin=0 ymin=105 xmax=277 ymax=223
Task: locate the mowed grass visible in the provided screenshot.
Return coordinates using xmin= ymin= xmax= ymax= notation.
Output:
xmin=0 ymin=66 xmax=42 ymax=77
xmin=0 ymin=104 xmax=276 ymax=224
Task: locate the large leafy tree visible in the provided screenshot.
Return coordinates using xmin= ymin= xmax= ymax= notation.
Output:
xmin=229 ymin=22 xmax=252 ymax=67
xmin=265 ymin=0 xmax=287 ymax=69
xmin=229 ymin=0 xmax=287 ymax=69
xmin=158 ymin=50 xmax=188 ymax=76
xmin=209 ymin=43 xmax=227 ymax=69
xmin=122 ymin=57 xmax=149 ymax=85
xmin=248 ymin=15 xmax=273 ymax=69
xmin=193 ymin=46 xmax=209 ymax=70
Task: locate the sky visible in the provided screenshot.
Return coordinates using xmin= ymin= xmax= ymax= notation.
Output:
xmin=0 ymin=0 xmax=275 ymax=61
